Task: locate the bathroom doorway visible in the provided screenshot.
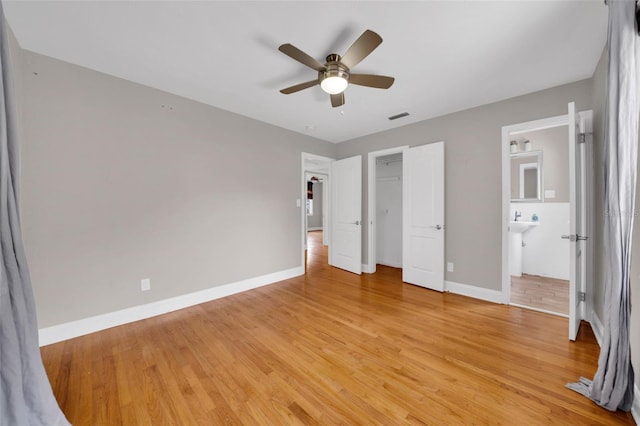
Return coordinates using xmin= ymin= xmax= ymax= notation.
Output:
xmin=509 ymin=125 xmax=571 ymax=316
xmin=501 ymin=104 xmax=594 ymax=341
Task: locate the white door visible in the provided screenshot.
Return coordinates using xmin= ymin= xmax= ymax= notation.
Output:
xmin=402 ymin=142 xmax=445 ymax=290
xmin=330 ymin=156 xmax=362 ymax=274
xmin=567 ymin=102 xmax=586 ymax=341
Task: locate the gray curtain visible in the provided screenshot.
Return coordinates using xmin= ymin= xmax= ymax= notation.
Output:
xmin=567 ymin=0 xmax=637 ymax=412
xmin=0 ymin=3 xmax=70 ymax=425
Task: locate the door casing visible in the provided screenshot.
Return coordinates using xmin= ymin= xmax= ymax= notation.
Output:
xmin=500 ymin=109 xmax=593 ymax=340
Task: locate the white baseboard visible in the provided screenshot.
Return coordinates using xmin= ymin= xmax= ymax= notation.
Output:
xmin=445 ymin=280 xmax=505 ymax=304
xmin=377 ymin=261 xmax=402 ymax=269
xmin=509 ymin=302 xmax=568 ymax=318
xmin=362 ymin=263 xmax=375 ymax=274
xmin=38 ymin=266 xmax=304 ymax=346
xmin=590 ymin=312 xmax=604 ymax=347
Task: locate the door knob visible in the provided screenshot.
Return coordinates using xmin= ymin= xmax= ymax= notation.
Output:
xmin=432 ymin=224 xmax=442 ymax=230
xmin=352 ymin=220 xmax=360 ymax=226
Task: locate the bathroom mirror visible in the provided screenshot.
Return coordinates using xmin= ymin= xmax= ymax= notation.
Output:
xmin=510 ymin=150 xmax=543 ymax=202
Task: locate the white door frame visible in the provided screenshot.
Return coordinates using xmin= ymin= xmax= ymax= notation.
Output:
xmin=367 ymin=145 xmax=409 ymax=274
xmin=500 ymin=111 xmax=593 ymax=320
xmin=301 ymin=153 xmax=334 ymax=268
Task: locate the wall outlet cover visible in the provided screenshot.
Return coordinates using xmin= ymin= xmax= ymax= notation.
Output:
xmin=141 ymin=278 xmax=151 ymax=291
xmin=447 ymin=262 xmax=454 ymax=272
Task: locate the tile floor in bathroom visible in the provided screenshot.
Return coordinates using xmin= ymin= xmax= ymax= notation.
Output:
xmin=511 ymin=274 xmax=569 ymax=315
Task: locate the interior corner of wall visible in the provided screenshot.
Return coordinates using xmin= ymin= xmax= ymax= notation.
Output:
xmin=632 ymin=383 xmax=640 ymax=425
xmin=589 ymin=310 xmax=604 ymax=347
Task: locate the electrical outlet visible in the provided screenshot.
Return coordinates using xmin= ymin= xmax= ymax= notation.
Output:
xmin=447 ymin=262 xmax=454 ymax=272
xmin=141 ymin=278 xmax=150 ymax=292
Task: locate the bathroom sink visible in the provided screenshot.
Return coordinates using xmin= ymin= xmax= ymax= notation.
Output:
xmin=509 ymin=221 xmax=539 ymax=234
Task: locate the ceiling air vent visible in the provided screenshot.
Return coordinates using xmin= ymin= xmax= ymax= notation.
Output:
xmin=388 ymin=112 xmax=409 ymax=121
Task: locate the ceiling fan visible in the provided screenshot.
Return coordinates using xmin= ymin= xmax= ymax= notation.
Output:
xmin=278 ymin=29 xmax=395 ymax=108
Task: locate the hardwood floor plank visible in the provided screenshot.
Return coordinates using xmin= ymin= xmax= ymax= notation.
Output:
xmin=39 ymin=231 xmax=634 ymax=424
xmin=511 ymin=274 xmax=569 ymax=315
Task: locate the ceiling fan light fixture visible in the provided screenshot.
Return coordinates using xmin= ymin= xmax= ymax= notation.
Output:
xmin=320 ymin=75 xmax=348 ymax=94
xmin=320 ymin=64 xmax=349 ymax=95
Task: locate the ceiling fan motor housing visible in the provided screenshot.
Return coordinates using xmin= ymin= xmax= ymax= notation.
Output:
xmin=319 ymin=54 xmax=350 ymax=84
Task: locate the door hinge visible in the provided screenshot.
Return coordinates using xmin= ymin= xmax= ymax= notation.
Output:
xmin=579 ymin=292 xmax=586 ymax=302
xmin=579 ymin=133 xmax=586 ymax=143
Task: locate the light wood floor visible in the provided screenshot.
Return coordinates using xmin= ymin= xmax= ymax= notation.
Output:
xmin=511 ymin=274 xmax=570 ymax=315
xmin=41 ymin=231 xmax=634 ymax=425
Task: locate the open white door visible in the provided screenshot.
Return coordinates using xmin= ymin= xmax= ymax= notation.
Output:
xmin=330 ymin=156 xmax=362 ymax=274
xmin=567 ymin=102 xmax=586 ymax=341
xmin=402 ymin=142 xmax=445 ymax=290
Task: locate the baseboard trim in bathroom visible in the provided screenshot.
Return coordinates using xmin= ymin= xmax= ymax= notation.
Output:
xmin=509 ymin=302 xmax=568 ymax=318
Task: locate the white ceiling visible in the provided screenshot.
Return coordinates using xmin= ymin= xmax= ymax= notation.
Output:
xmin=4 ymin=1 xmax=607 ymax=143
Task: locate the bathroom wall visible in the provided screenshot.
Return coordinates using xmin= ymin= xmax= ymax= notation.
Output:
xmin=307 ymin=181 xmax=323 ymax=230
xmin=376 ymin=154 xmax=402 ymax=268
xmin=509 ymin=125 xmax=571 ymax=281
xmin=511 ymin=126 xmax=570 ymax=202
xmin=510 ymin=202 xmax=570 ymax=280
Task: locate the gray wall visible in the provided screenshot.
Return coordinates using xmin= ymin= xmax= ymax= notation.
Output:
xmin=7 ymin=23 xmax=23 ymax=166
xmin=307 ymin=181 xmax=323 ymax=229
xmin=511 ymin=126 xmax=569 ymax=202
xmin=18 ymin=51 xmax=335 ymax=327
xmin=337 ymin=80 xmax=592 ymax=291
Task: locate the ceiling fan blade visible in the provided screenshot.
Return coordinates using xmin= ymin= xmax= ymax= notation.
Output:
xmin=330 ymin=93 xmax=345 ymax=108
xmin=280 ymin=80 xmax=319 ymax=94
xmin=340 ymin=30 xmax=383 ymax=69
xmin=349 ymin=74 xmax=395 ymax=89
xmin=278 ymin=43 xmax=325 ymax=71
